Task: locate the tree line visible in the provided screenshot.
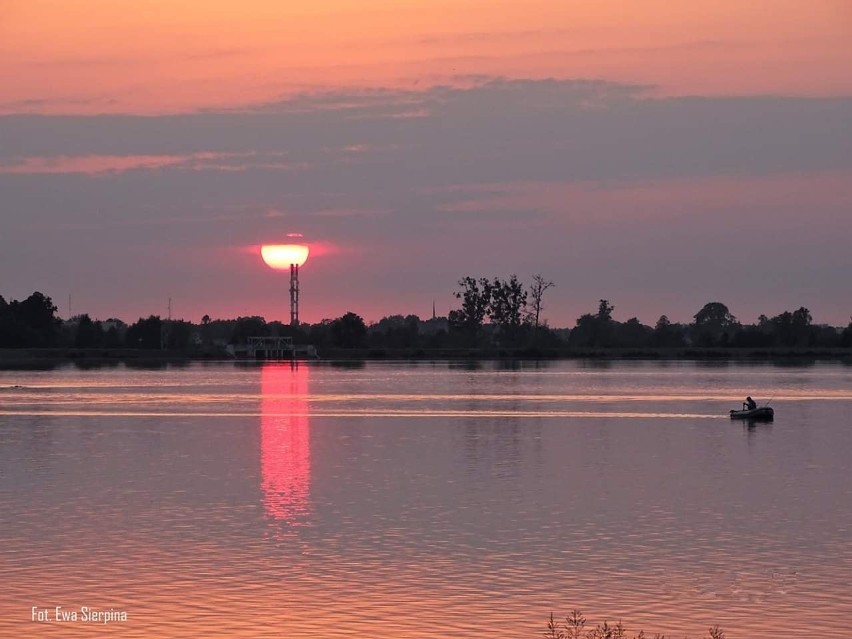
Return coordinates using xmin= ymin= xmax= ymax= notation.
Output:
xmin=446 ymin=276 xmax=852 ymax=350
xmin=2 ymin=286 xmax=852 ymax=353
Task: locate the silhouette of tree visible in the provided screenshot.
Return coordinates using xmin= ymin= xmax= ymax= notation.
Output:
xmin=692 ymin=302 xmax=739 ymax=346
xmin=650 ymin=315 xmax=686 ymax=347
xmin=24 ymin=292 xmax=61 ymax=345
xmin=651 ymin=315 xmax=668 ymax=347
xmin=791 ymin=306 xmax=814 ymax=346
xmin=73 ymin=314 xmax=103 ymax=348
xmin=126 ymin=316 xmax=163 ymax=349
xmin=731 ymin=323 xmax=774 ymax=347
xmin=331 ymin=312 xmax=367 ymax=348
xmin=451 ymin=276 xmax=492 ymax=336
xmin=615 ymin=317 xmax=652 ymax=348
xmin=841 ymin=318 xmax=852 ymax=347
xmin=268 ymin=321 xmax=309 ymax=345
xmin=570 ymin=299 xmax=616 ymax=347
xmin=0 ymin=296 xmax=16 ymax=347
xmin=197 ymin=314 xmax=212 ymax=345
xmin=307 ymin=319 xmax=334 ymax=348
xmin=693 ymin=302 xmax=737 ymax=328
xmin=230 ymin=316 xmax=267 ymax=343
xmin=369 ymin=315 xmax=420 ymax=348
xmin=489 ymin=275 xmax=528 ymax=343
xmin=165 ymin=320 xmax=193 ymax=349
xmin=0 ymin=291 xmax=61 ymax=347
xmin=528 ymin=274 xmax=555 ymax=335
xmin=570 ymin=314 xmax=595 ymax=347
xmin=759 ymin=307 xmax=814 ymax=347
xmin=104 ymin=325 xmax=123 ymax=348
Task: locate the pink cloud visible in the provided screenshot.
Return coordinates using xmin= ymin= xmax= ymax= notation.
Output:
xmin=0 ymin=154 xmax=191 ymax=175
xmin=0 ymin=151 xmax=302 ymax=175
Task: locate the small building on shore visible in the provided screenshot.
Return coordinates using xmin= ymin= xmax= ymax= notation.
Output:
xmin=227 ymin=336 xmax=318 ymax=360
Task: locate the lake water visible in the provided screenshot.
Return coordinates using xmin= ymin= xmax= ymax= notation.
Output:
xmin=1 ymin=360 xmax=851 ymax=638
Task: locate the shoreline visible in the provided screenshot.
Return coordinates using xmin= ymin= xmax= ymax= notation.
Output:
xmin=1 ymin=346 xmax=850 ymax=366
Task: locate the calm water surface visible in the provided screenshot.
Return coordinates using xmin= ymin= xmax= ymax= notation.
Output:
xmin=1 ymin=360 xmax=851 ymax=638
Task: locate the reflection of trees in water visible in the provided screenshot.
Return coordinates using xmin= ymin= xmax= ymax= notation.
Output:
xmin=459 ymin=367 xmax=544 ymax=481
xmin=71 ymin=359 xmax=121 ymax=371
xmin=448 ymin=360 xmax=483 ymax=371
xmin=0 ymin=362 xmax=57 ymax=372
xmin=463 ymin=416 xmax=524 ymax=482
xmin=494 ymin=359 xmax=555 ymax=372
xmin=123 ymin=360 xmax=189 ymax=371
xmin=694 ymin=360 xmax=732 ymax=370
xmin=580 ymin=359 xmax=613 ymax=370
xmin=495 ymin=360 xmax=524 ymax=372
xmin=770 ymin=359 xmax=818 ymax=369
xmin=325 ymin=360 xmax=365 ymax=370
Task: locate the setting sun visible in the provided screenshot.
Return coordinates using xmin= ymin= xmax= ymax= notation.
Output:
xmin=261 ymin=244 xmax=310 ymax=270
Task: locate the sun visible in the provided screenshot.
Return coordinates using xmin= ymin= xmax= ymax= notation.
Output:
xmin=261 ymin=244 xmax=310 ymax=270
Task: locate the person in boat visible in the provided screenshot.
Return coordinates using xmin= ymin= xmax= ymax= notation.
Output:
xmin=743 ymin=396 xmax=757 ymax=411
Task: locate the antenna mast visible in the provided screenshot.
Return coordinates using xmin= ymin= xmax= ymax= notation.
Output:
xmin=290 ymin=265 xmax=300 ymax=325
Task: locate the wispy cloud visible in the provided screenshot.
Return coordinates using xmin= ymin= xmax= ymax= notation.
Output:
xmin=0 ymin=151 xmax=303 ymax=175
xmin=0 ymin=154 xmax=194 ymax=175
xmin=0 ymin=95 xmax=118 ymax=114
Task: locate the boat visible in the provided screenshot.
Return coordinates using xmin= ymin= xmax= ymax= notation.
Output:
xmin=729 ymin=406 xmax=774 ymax=420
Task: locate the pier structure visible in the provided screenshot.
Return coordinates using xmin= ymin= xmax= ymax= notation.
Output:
xmin=240 ymin=337 xmax=317 ymax=360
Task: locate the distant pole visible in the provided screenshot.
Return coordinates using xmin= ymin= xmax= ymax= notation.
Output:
xmin=289 ymin=264 xmax=300 ymax=326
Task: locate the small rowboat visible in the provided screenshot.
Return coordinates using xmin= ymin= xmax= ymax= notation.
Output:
xmin=730 ymin=406 xmax=774 ymax=420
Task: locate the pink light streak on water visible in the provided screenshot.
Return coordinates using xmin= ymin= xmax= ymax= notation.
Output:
xmin=260 ymin=363 xmax=312 ymax=527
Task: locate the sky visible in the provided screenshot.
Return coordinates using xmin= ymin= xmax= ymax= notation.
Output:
xmin=1 ymin=1 xmax=851 ymax=327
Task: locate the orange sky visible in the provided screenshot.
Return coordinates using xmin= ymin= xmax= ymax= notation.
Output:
xmin=3 ymin=0 xmax=851 ymax=114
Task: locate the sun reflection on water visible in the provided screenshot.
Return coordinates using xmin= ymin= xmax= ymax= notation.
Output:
xmin=260 ymin=363 xmax=311 ymax=528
